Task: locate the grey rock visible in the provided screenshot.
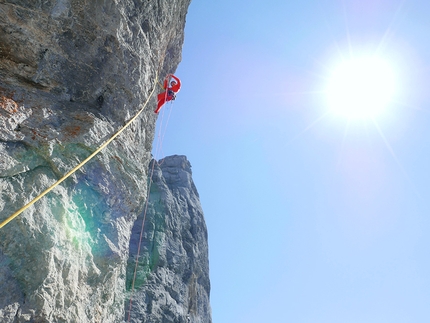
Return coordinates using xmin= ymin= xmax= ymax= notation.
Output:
xmin=127 ymin=155 xmax=211 ymax=323
xmin=0 ymin=1 xmax=211 ymax=323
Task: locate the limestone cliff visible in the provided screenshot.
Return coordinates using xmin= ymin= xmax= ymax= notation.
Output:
xmin=0 ymin=1 xmax=211 ymax=322
xmin=127 ymin=156 xmax=211 ymax=323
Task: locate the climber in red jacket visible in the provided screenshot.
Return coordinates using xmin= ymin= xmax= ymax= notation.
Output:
xmin=155 ymin=74 xmax=181 ymax=113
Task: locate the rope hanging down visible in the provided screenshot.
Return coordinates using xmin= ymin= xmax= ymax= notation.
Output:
xmin=0 ymin=73 xmax=159 ymax=229
xmin=127 ymin=91 xmax=175 ymax=322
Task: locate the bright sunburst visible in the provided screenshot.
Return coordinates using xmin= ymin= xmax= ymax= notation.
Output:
xmin=326 ymin=56 xmax=396 ymax=119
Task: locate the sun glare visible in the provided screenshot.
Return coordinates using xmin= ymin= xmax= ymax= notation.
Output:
xmin=326 ymin=57 xmax=396 ymax=119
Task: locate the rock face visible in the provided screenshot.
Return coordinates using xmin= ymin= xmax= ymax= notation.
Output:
xmin=127 ymin=156 xmax=211 ymax=323
xmin=0 ymin=1 xmax=211 ymax=322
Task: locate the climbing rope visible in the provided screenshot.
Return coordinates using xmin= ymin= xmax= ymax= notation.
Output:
xmin=156 ymin=99 xmax=175 ymax=162
xmin=0 ymin=73 xmax=159 ymax=229
xmin=158 ymin=81 xmax=165 ymax=90
xmin=127 ymin=84 xmax=174 ymax=322
xmin=126 ymin=155 xmax=156 ymax=322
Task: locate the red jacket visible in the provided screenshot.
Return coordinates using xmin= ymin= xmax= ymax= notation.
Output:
xmin=163 ymin=74 xmax=181 ymax=93
xmin=155 ymin=74 xmax=181 ymax=113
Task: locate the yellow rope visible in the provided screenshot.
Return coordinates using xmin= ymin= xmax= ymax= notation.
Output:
xmin=0 ymin=73 xmax=159 ymax=229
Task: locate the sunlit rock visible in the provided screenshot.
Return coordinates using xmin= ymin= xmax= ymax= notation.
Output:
xmin=0 ymin=1 xmax=211 ymax=322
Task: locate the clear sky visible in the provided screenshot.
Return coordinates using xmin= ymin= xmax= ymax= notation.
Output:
xmin=154 ymin=0 xmax=430 ymax=322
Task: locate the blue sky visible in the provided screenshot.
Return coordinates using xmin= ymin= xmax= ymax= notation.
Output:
xmin=154 ymin=0 xmax=430 ymax=322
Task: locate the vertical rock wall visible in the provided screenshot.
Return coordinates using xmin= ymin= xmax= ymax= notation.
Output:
xmin=127 ymin=155 xmax=211 ymax=323
xmin=0 ymin=1 xmax=211 ymax=323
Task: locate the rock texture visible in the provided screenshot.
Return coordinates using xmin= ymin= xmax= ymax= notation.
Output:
xmin=0 ymin=1 xmax=211 ymax=322
xmin=127 ymin=156 xmax=211 ymax=323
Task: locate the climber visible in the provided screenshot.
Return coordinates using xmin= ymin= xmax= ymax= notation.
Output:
xmin=155 ymin=74 xmax=181 ymax=113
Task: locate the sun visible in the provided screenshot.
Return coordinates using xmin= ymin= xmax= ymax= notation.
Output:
xmin=326 ymin=56 xmax=396 ymax=119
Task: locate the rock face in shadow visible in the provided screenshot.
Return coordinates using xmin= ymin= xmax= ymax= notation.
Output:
xmin=127 ymin=155 xmax=211 ymax=323
xmin=0 ymin=1 xmax=212 ymax=323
